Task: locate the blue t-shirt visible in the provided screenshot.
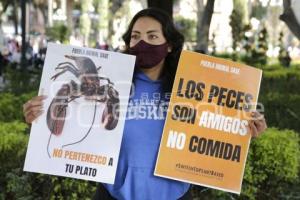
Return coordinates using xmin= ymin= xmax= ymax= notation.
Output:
xmin=103 ymin=71 xmax=190 ymax=200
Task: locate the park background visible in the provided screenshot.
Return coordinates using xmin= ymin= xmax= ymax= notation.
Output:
xmin=0 ymin=0 xmax=299 ymax=199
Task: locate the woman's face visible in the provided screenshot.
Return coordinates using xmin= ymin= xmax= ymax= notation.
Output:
xmin=130 ymin=17 xmax=167 ymax=48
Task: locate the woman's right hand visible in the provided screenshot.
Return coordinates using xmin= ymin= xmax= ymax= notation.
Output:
xmin=23 ymin=95 xmax=47 ymax=124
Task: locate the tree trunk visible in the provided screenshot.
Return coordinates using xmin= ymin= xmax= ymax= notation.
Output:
xmin=48 ymin=0 xmax=53 ymax=27
xmin=195 ymin=0 xmax=215 ymax=53
xmin=95 ymin=0 xmax=109 ymax=44
xmin=39 ymin=6 xmax=47 ymax=32
xmin=21 ymin=0 xmax=26 ymax=69
xmin=33 ymin=0 xmax=48 ymax=32
xmin=13 ymin=0 xmax=19 ymax=35
xmin=147 ymin=0 xmax=173 ymax=19
xmin=234 ymin=0 xmax=249 ymax=24
xmin=66 ymin=0 xmax=73 ymax=29
xmin=280 ymin=0 xmax=300 ymax=40
xmin=196 ymin=0 xmax=204 ymax=39
xmin=107 ymin=0 xmax=123 ymax=46
xmin=0 ymin=1 xmax=10 ymax=24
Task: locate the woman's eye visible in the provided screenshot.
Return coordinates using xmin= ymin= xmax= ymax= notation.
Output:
xmin=131 ymin=35 xmax=139 ymax=40
xmin=149 ymin=35 xmax=158 ymax=40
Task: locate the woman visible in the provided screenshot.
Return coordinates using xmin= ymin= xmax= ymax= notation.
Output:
xmin=23 ymin=8 xmax=267 ymax=200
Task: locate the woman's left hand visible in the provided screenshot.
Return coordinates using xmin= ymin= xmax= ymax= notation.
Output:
xmin=249 ymin=111 xmax=267 ymax=138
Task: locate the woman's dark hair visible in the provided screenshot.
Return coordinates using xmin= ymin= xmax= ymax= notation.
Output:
xmin=122 ymin=8 xmax=185 ymax=96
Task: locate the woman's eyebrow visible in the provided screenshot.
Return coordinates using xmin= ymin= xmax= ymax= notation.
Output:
xmin=147 ymin=30 xmax=159 ymax=34
xmin=132 ymin=30 xmax=159 ymax=34
xmin=132 ymin=30 xmax=141 ymax=34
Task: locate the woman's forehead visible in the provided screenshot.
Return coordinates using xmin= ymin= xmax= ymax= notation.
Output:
xmin=132 ymin=17 xmax=162 ymax=33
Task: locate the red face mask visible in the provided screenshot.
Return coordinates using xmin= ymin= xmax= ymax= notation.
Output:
xmin=128 ymin=40 xmax=169 ymax=68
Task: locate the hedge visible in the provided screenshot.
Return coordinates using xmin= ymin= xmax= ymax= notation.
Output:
xmin=261 ymin=68 xmax=300 ymax=95
xmin=0 ymin=92 xmax=36 ymax=122
xmin=258 ymin=66 xmax=300 ymax=133
xmin=0 ymin=121 xmax=97 ymax=200
xmin=191 ymin=127 xmax=300 ymax=200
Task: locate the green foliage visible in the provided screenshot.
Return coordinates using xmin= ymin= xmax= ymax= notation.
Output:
xmin=0 ymin=92 xmax=36 ymax=122
xmin=79 ymin=14 xmax=91 ymax=38
xmin=0 ymin=121 xmax=28 ymax=134
xmin=174 ymin=16 xmax=196 ymax=42
xmin=79 ymin=0 xmax=92 ymax=45
xmin=254 ymin=27 xmax=268 ymax=65
xmin=191 ymin=128 xmax=300 ymax=200
xmin=5 ymin=172 xmax=97 ymax=200
xmin=278 ymin=32 xmax=291 ymax=67
xmin=210 ymin=33 xmax=217 ymax=56
xmin=229 ymin=6 xmax=252 ymax=61
xmin=48 ymin=177 xmax=97 ymax=200
xmin=230 ymin=9 xmax=244 ymax=51
xmin=2 ymin=63 xmax=41 ymax=95
xmin=0 ymin=122 xmax=97 ymax=199
xmin=0 ymin=121 xmax=29 ymax=198
xmin=257 ymin=65 xmax=300 ymax=132
xmin=242 ymin=26 xmax=269 ymax=67
xmin=261 ymin=66 xmax=300 ymax=94
xmin=229 ymin=0 xmax=249 ymax=61
xmin=259 ymin=93 xmax=300 ymax=133
xmin=94 ymin=0 xmax=108 ymax=30
xmin=250 ymin=2 xmax=267 ymax=20
xmin=214 ymin=52 xmax=233 ymax=59
xmin=233 ymin=0 xmax=249 ymax=24
xmin=46 ymin=23 xmax=71 ymax=44
xmin=244 ymin=128 xmax=300 ymax=199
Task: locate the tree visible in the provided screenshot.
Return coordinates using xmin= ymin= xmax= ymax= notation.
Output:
xmin=32 ymin=0 xmax=48 ymax=27
xmin=107 ymin=0 xmax=124 ymax=45
xmin=0 ymin=0 xmax=19 ymax=34
xmin=242 ymin=26 xmax=269 ymax=67
xmin=26 ymin=0 xmax=49 ymax=35
xmin=66 ymin=0 xmax=73 ymax=29
xmin=195 ymin=0 xmax=215 ymax=53
xmin=0 ymin=0 xmax=11 ymax=24
xmin=230 ymin=0 xmax=249 ymax=60
xmin=278 ymin=31 xmax=291 ymax=67
xmin=12 ymin=0 xmax=19 ymax=35
xmin=174 ymin=16 xmax=196 ymax=42
xmin=280 ymin=0 xmax=300 ymax=40
xmin=230 ymin=9 xmax=244 ymax=60
xmin=94 ymin=0 xmax=109 ymax=44
xmin=147 ymin=0 xmax=173 ymax=18
xmin=79 ymin=0 xmax=92 ymax=45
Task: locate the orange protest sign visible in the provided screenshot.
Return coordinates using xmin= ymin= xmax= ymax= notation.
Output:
xmin=154 ymin=50 xmax=262 ymax=194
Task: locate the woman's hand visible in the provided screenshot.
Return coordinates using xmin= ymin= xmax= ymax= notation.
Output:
xmin=23 ymin=95 xmax=47 ymax=124
xmin=249 ymin=111 xmax=267 ymax=138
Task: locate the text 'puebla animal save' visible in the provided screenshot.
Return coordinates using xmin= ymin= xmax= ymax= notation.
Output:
xmin=46 ymin=55 xmax=120 ymax=157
